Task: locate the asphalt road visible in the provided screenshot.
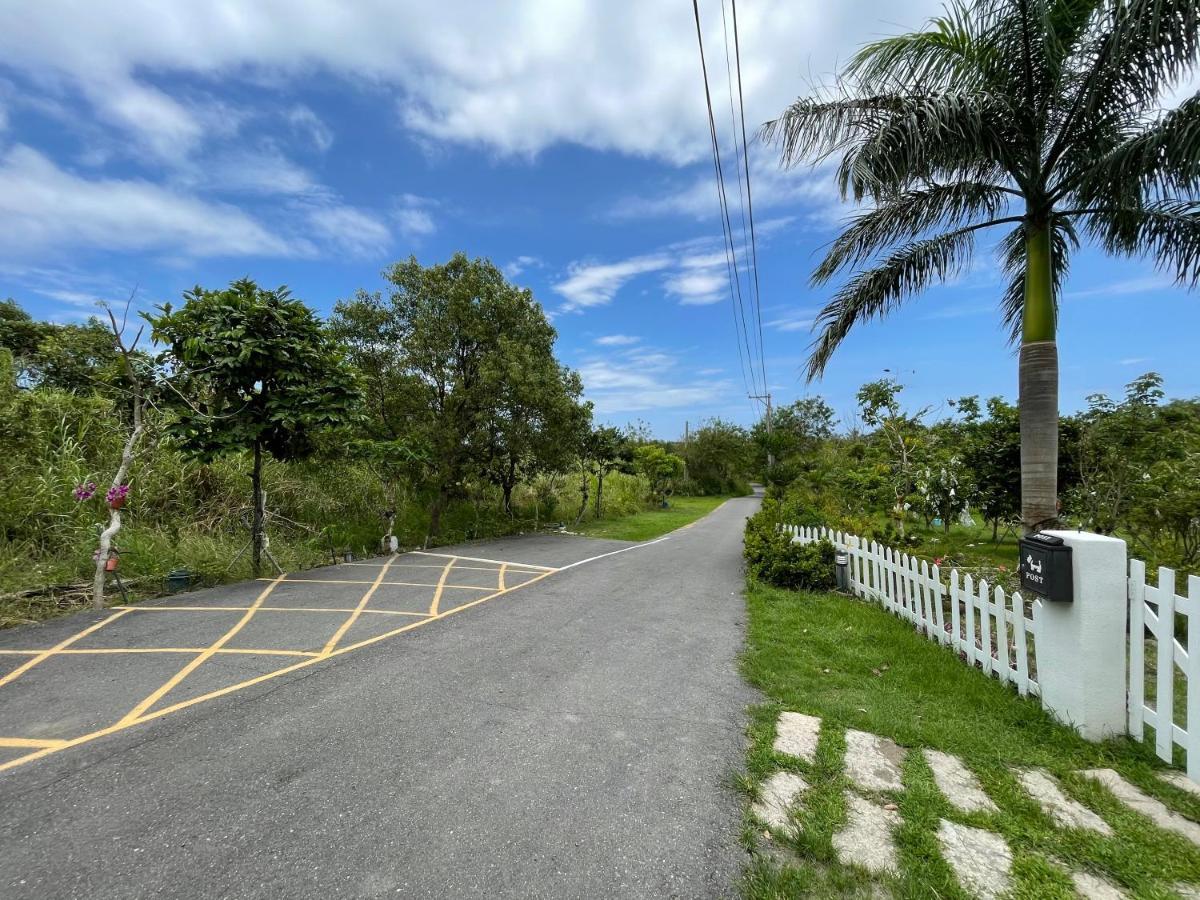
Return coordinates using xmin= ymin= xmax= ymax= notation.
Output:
xmin=0 ymin=493 xmax=759 ymax=899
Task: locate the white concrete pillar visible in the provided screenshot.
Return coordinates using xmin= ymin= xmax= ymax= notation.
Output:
xmin=1032 ymin=530 xmax=1128 ymax=740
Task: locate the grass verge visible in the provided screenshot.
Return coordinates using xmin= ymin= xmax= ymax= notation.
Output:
xmin=576 ymin=494 xmax=732 ymax=542
xmin=741 ymin=580 xmax=1200 ymax=898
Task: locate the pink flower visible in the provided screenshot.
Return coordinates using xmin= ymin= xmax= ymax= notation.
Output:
xmin=933 ymin=557 xmax=944 ymax=566
xmin=73 ymin=482 xmax=97 ymax=501
xmin=105 ymin=484 xmax=130 ymax=504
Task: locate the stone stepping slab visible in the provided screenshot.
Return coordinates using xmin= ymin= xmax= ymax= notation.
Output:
xmin=1016 ymin=768 xmax=1113 ymax=835
xmin=1081 ymin=768 xmax=1200 ymax=847
xmin=937 ymin=819 xmax=1012 ymax=900
xmin=1069 ymin=870 xmax=1128 ymax=899
xmin=752 ymin=771 xmax=808 ymax=836
xmin=1160 ymin=771 xmax=1200 ymax=798
xmin=924 ymin=748 xmax=997 ymax=814
xmin=832 ymin=792 xmax=901 ymax=874
xmin=773 ymin=711 xmax=820 ymax=763
xmin=844 ymin=728 xmax=906 ymax=793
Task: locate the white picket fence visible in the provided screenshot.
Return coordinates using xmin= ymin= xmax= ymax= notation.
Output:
xmin=785 ymin=524 xmax=1039 ymax=697
xmin=1128 ymin=561 xmax=1200 ymax=777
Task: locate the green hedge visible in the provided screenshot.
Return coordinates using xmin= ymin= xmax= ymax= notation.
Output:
xmin=744 ymin=500 xmax=836 ymax=591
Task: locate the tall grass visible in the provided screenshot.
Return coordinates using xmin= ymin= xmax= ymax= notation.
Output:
xmin=0 ymin=381 xmax=655 ymax=624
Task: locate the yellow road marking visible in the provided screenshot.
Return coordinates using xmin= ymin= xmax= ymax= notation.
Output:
xmin=498 ymin=562 xmax=507 ymax=591
xmin=116 ymin=573 xmax=289 ymax=725
xmin=116 ymin=605 xmax=431 ymax=617
xmin=254 ymin=577 xmax=491 ymax=591
xmin=0 ymin=737 xmax=67 ymax=749
xmin=0 ymin=648 xmax=318 ymax=658
xmin=319 ymin=556 xmax=397 ymax=656
xmin=0 ymin=567 xmax=555 ymax=774
xmin=427 ymin=558 xmax=456 ymax=616
xmin=342 ymin=562 xmax=542 ymax=574
xmin=411 ymin=550 xmax=554 ymax=571
xmin=0 ymin=608 xmax=131 ymax=690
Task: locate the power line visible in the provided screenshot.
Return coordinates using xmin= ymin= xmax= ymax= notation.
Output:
xmin=718 ymin=0 xmax=758 ymax=386
xmin=730 ymin=0 xmax=769 ymax=398
xmin=690 ymin=0 xmax=762 ymax=407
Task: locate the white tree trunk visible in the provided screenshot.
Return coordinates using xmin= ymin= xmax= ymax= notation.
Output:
xmin=91 ymin=418 xmax=143 ymax=608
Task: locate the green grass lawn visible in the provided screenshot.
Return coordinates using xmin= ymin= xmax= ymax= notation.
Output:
xmin=741 ymin=580 xmax=1200 ymax=898
xmin=575 ymin=494 xmax=733 ymax=542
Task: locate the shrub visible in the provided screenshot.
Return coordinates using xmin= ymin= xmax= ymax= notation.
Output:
xmin=744 ymin=501 xmax=836 ymax=591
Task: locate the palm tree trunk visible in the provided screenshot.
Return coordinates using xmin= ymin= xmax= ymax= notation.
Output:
xmin=1019 ymin=222 xmax=1059 ymax=533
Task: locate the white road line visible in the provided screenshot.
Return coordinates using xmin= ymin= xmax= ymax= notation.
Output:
xmin=555 ymin=535 xmax=671 ymax=571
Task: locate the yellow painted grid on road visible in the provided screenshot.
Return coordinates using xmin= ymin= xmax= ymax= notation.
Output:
xmin=0 ymin=553 xmax=556 ymax=773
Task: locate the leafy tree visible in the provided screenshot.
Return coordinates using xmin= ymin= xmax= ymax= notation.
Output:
xmin=482 ymin=361 xmax=588 ymax=516
xmin=857 ymin=379 xmax=927 ymax=535
xmin=145 ymin=279 xmax=358 ymax=574
xmin=960 ymin=397 xmax=1022 ymax=540
xmin=634 ymin=444 xmax=685 ymax=505
xmin=0 ymin=299 xmax=45 ymax=372
xmin=585 ymin=425 xmax=633 ymax=518
xmin=1068 ymin=372 xmax=1166 ymax=533
xmin=334 ymin=253 xmax=581 ymax=539
xmin=764 ymin=0 xmax=1200 ymax=531
xmin=686 ymin=418 xmax=751 ymax=495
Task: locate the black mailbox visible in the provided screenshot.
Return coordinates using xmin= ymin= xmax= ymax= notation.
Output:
xmin=1018 ymin=532 xmax=1074 ymax=602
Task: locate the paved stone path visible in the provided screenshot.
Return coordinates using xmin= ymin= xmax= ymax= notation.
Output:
xmin=757 ymin=711 xmax=1200 ymax=898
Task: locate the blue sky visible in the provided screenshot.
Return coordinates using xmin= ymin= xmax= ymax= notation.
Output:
xmin=0 ymin=0 xmax=1197 ymax=438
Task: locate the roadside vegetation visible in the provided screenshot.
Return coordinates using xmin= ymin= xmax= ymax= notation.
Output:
xmin=740 ymin=580 xmax=1200 ymax=898
xmin=575 ymin=494 xmax=734 ymax=542
xmin=756 ymin=374 xmax=1200 ymax=589
xmin=0 ymin=259 xmax=755 ymax=627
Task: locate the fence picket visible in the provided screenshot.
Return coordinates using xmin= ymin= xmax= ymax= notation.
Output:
xmin=963 ymin=574 xmax=977 ymax=667
xmin=950 ymin=569 xmax=963 ymax=657
xmin=932 ymin=564 xmax=947 ymax=645
xmin=995 ymin=586 xmax=1012 ymax=684
xmin=1156 ymin=566 xmax=1177 ymax=763
xmin=1189 ymin=575 xmax=1200 ymax=781
xmin=977 ymin=578 xmax=993 ymax=675
xmin=1012 ymin=591 xmax=1030 ymax=696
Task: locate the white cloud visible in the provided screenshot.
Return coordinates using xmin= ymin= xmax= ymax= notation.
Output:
xmin=504 ymin=255 xmax=543 ymax=278
xmin=767 ymin=308 xmax=817 ymax=332
xmin=0 ymin=145 xmax=297 ymax=259
xmin=553 ymin=253 xmax=671 ymax=311
xmin=392 ymin=193 xmax=437 ymax=239
xmin=579 ymin=345 xmax=733 ymax=413
xmin=0 ymin=1 xmax=944 ymax=164
xmin=305 ymin=203 xmax=392 ymax=258
xmin=594 ymin=334 xmax=641 ymax=346
xmin=1119 ymin=357 xmax=1152 ymax=366
xmin=188 ymin=147 xmax=319 ymax=196
xmin=287 ymin=104 xmax=334 ymax=152
xmin=1064 ymin=276 xmax=1174 ymax=300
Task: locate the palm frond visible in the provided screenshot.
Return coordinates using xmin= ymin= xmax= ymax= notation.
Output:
xmin=814 ymin=183 xmax=1015 ymax=284
xmin=760 ymin=94 xmax=907 ymax=168
xmin=998 ymin=218 xmax=1080 ymax=342
xmin=833 ymin=91 xmax=1013 ymax=199
xmin=806 ymin=227 xmax=983 ymax=379
xmin=1051 ymin=0 xmax=1200 ymax=161
xmin=847 ymin=1 xmax=1002 ymax=92
xmin=1066 ymin=94 xmax=1200 ymax=204
xmin=1080 ymin=199 xmax=1200 ymax=287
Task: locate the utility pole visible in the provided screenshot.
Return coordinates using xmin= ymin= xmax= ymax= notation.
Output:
xmin=749 ymin=393 xmax=773 ymax=469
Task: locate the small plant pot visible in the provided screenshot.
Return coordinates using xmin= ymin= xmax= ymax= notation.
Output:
xmin=104 ymin=556 xmax=119 ymax=572
xmin=108 ymin=496 xmax=127 ymax=511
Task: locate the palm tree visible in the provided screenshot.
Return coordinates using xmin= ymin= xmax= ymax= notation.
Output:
xmin=763 ymin=0 xmax=1200 ymax=530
